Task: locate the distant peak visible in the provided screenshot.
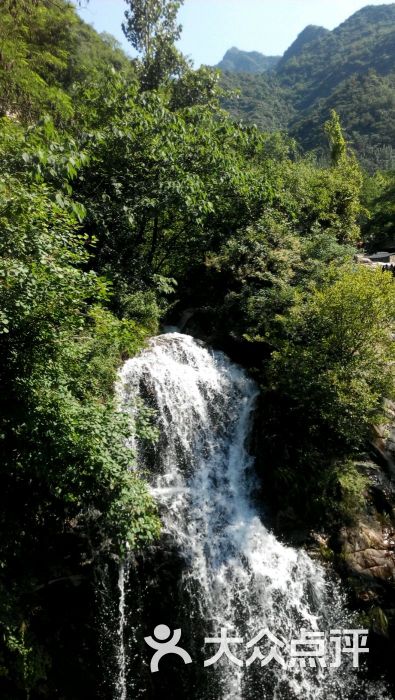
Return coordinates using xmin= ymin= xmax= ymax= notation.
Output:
xmin=216 ymin=48 xmax=281 ymax=74
xmin=299 ymin=24 xmax=328 ymax=35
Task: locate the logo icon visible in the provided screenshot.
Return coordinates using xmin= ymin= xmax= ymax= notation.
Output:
xmin=145 ymin=625 xmax=193 ymax=673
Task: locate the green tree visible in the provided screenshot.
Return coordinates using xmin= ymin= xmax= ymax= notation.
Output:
xmin=74 ymin=74 xmax=277 ymax=303
xmin=362 ymin=169 xmax=395 ymax=251
xmin=271 ymin=265 xmax=395 ymax=446
xmin=325 ymin=109 xmax=347 ymax=166
xmin=283 ymin=114 xmax=364 ymax=245
xmin=122 ymin=0 xmax=186 ymax=89
xmin=169 ymin=65 xmax=222 ymax=110
xmin=0 ymin=117 xmax=160 ymax=696
xmin=264 ymin=265 xmax=395 ymax=520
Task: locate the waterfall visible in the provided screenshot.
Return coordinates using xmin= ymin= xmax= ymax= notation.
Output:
xmin=117 ymin=332 xmax=389 ymax=700
xmin=116 ymin=560 xmax=128 ymax=700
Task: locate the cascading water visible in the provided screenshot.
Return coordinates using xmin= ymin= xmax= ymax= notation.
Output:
xmin=116 ymin=560 xmax=128 ymax=700
xmin=116 ymin=332 xmax=390 ymax=700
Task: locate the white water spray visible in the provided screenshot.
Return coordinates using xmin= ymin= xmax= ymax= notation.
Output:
xmin=117 ymin=332 xmax=389 ymax=700
xmin=116 ymin=560 xmax=129 ymax=700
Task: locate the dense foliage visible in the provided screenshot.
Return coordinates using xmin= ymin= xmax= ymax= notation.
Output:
xmin=0 ymin=0 xmax=133 ymax=123
xmin=263 ymin=265 xmax=395 ymax=521
xmin=362 ymin=167 xmax=395 ymax=250
xmin=0 ymin=0 xmax=394 ymax=697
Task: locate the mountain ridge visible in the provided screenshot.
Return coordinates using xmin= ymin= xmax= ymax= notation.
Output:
xmin=215 ymin=3 xmax=395 ymax=171
xmin=215 ymin=47 xmax=280 ymax=74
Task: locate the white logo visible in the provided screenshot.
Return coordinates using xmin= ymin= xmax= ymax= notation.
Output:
xmin=144 ymin=625 xmax=193 ymax=673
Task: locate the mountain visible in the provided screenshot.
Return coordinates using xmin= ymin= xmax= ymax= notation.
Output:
xmin=216 ymin=4 xmax=395 ymax=171
xmin=216 ymin=47 xmax=280 ymax=74
xmin=277 ymin=25 xmax=330 ymax=69
xmin=276 ymin=4 xmax=395 ymax=104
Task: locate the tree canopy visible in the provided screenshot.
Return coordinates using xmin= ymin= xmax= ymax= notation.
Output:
xmin=123 ymin=0 xmax=186 ymax=89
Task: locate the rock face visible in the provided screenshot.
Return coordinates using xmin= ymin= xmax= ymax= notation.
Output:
xmin=335 ymin=446 xmax=395 ymax=597
xmin=332 ymin=454 xmax=395 ymax=686
xmin=340 ymin=520 xmax=395 ymax=591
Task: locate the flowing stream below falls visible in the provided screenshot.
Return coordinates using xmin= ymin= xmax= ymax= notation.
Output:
xmin=113 ymin=331 xmax=390 ymax=700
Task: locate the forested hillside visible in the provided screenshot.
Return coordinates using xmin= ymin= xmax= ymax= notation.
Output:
xmin=217 ymin=3 xmax=395 ymax=171
xmin=220 ymin=70 xmax=295 ymax=131
xmin=1 ymin=1 xmax=395 ymax=698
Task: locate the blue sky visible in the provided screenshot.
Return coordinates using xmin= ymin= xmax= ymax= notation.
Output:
xmin=77 ymin=0 xmax=395 ymax=66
